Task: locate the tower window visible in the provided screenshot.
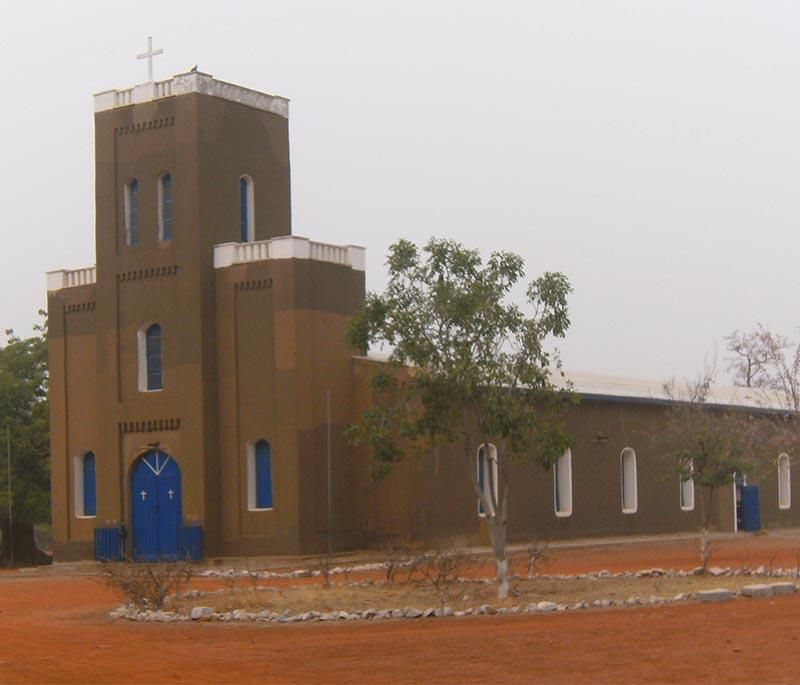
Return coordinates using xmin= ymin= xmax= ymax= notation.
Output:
xmin=554 ymin=449 xmax=573 ymax=517
xmin=159 ymin=173 xmax=173 ymax=241
xmin=240 ymin=175 xmax=254 ymax=242
xmin=74 ymin=452 xmax=96 ymax=518
xmin=620 ymin=448 xmax=638 ymax=514
xmin=248 ymin=439 xmax=273 ymax=510
xmin=138 ymin=323 xmax=163 ymax=391
xmin=477 ymin=444 xmax=498 ymax=517
xmin=125 ymin=179 xmax=140 ymax=246
xmin=778 ymin=453 xmax=791 ymax=510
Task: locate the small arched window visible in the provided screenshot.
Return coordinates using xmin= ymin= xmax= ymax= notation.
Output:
xmin=125 ymin=179 xmax=140 ymax=246
xmin=554 ymin=449 xmax=573 ymax=517
xmin=248 ymin=439 xmax=273 ymax=510
xmin=239 ymin=175 xmax=254 ymax=242
xmin=138 ymin=324 xmax=163 ymax=391
xmin=74 ymin=452 xmax=96 ymax=518
xmin=680 ymin=459 xmax=695 ymax=511
xmin=477 ymin=444 xmax=498 ymax=517
xmin=159 ymin=173 xmax=173 ymax=241
xmin=620 ymin=448 xmax=638 ymax=514
xmin=778 ymin=454 xmax=791 ymax=510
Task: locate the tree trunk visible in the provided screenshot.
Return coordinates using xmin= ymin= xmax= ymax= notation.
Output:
xmin=699 ymin=524 xmax=710 ymax=573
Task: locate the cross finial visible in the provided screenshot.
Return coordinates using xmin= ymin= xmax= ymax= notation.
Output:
xmin=137 ymin=36 xmax=163 ymax=82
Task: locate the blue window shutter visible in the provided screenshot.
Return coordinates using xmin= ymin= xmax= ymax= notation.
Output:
xmin=146 ymin=324 xmax=163 ymax=390
xmin=83 ymin=452 xmax=96 ymax=516
xmin=240 ymin=177 xmax=249 ymax=242
xmin=129 ymin=179 xmax=139 ymax=246
xmin=255 ymin=440 xmax=273 ymax=509
xmin=161 ymin=173 xmax=172 ymax=241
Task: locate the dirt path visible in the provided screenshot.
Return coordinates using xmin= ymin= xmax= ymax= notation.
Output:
xmin=2 ymin=533 xmax=800 ymax=684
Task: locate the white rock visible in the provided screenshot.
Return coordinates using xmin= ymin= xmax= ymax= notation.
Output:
xmin=403 ymin=607 xmax=423 ymax=618
xmin=536 ymin=601 xmax=557 ymax=612
xmin=697 ymin=588 xmax=733 ymax=603
xmin=190 ymin=606 xmax=214 ymax=620
xmin=770 ymin=582 xmax=797 ymax=595
xmin=740 ymin=584 xmax=774 ymax=598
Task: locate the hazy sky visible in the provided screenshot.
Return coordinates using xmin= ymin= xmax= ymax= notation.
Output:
xmin=3 ymin=1 xmax=798 ymax=381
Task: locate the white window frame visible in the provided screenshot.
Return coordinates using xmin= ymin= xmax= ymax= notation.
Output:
xmin=554 ymin=448 xmax=573 ymax=517
xmin=240 ymin=175 xmax=255 ymax=243
xmin=620 ymin=447 xmax=638 ymax=514
xmin=680 ymin=459 xmax=695 ymax=511
xmin=73 ymin=452 xmax=96 ymax=519
xmin=137 ymin=322 xmax=163 ymax=393
xmin=247 ymin=440 xmax=274 ymax=512
xmin=477 ymin=443 xmax=498 ymax=517
xmin=778 ymin=453 xmax=791 ymax=510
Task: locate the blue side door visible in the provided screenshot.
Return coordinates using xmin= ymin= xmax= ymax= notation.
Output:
xmin=131 ymin=451 xmax=182 ymax=561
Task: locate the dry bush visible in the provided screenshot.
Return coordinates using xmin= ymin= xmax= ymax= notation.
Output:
xmin=379 ymin=534 xmax=416 ymax=583
xmin=312 ymin=554 xmax=333 ymax=587
xmin=101 ymin=557 xmax=193 ymax=610
xmin=411 ymin=545 xmax=478 ymax=609
xmin=511 ymin=539 xmax=552 ymax=579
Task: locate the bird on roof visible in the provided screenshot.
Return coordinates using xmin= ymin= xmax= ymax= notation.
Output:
xmin=189 ymin=64 xmax=198 ymax=72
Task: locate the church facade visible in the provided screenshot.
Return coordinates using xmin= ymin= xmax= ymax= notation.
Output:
xmin=47 ymin=73 xmax=800 ymax=561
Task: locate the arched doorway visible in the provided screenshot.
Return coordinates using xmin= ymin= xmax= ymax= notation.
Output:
xmin=131 ymin=450 xmax=182 ymax=561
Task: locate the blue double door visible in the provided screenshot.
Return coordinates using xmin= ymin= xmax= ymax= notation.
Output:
xmin=131 ymin=451 xmax=183 ymax=561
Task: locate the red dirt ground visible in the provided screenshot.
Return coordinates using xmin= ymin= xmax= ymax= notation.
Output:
xmin=3 ymin=533 xmax=800 ymax=684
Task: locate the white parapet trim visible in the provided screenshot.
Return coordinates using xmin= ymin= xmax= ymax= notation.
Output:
xmin=46 ymin=266 xmax=97 ymax=292
xmin=214 ymin=236 xmax=366 ymax=271
xmin=94 ymin=72 xmax=289 ymax=118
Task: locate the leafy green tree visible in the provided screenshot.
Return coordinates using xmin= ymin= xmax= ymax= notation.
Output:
xmin=346 ymin=238 xmax=574 ymax=598
xmin=0 ymin=314 xmax=50 ymax=528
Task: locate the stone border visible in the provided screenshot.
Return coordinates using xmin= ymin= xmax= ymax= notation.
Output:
xmin=109 ymin=571 xmax=798 ymax=624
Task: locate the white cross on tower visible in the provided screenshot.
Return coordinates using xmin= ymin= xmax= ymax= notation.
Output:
xmin=140 ymin=490 xmax=147 ymax=501
xmin=137 ymin=36 xmax=163 ymax=82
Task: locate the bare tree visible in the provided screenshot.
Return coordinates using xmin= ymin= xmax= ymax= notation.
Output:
xmin=101 ymin=558 xmax=193 ymax=610
xmin=659 ymin=365 xmax=764 ymax=571
xmin=724 ymin=330 xmax=770 ymax=389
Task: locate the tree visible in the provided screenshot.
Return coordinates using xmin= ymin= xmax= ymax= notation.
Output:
xmin=724 ymin=330 xmax=770 ymax=389
xmin=0 ymin=314 xmax=50 ymax=528
xmin=660 ymin=366 xmax=763 ymax=571
xmin=346 ymin=238 xmax=574 ymax=598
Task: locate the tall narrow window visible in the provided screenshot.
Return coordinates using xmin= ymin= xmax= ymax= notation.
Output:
xmin=680 ymin=460 xmax=695 ymax=511
xmin=554 ymin=449 xmax=573 ymax=517
xmin=248 ymin=439 xmax=273 ymax=510
xmin=778 ymin=454 xmax=791 ymax=510
xmin=620 ymin=448 xmax=638 ymax=514
xmin=477 ymin=444 xmax=498 ymax=517
xmin=159 ymin=173 xmax=173 ymax=241
xmin=145 ymin=324 xmax=163 ymax=391
xmin=125 ymin=179 xmax=140 ymax=246
xmin=74 ymin=452 xmax=96 ymax=518
xmin=239 ymin=175 xmax=254 ymax=242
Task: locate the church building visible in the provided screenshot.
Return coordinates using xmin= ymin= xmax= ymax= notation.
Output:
xmin=47 ymin=68 xmax=800 ymax=562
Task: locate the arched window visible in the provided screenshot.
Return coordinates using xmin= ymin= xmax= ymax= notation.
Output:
xmin=778 ymin=454 xmax=791 ymax=510
xmin=554 ymin=449 xmax=573 ymax=517
xmin=158 ymin=172 xmax=173 ymax=241
xmin=74 ymin=452 xmax=96 ymax=518
xmin=680 ymin=459 xmax=695 ymax=511
xmin=125 ymin=179 xmax=140 ymax=246
xmin=138 ymin=324 xmax=163 ymax=391
xmin=477 ymin=444 xmax=498 ymax=517
xmin=620 ymin=448 xmax=638 ymax=514
xmin=248 ymin=439 xmax=273 ymax=510
xmin=239 ymin=175 xmax=254 ymax=242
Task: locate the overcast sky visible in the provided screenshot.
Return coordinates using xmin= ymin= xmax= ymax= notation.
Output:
xmin=2 ymin=1 xmax=798 ymax=381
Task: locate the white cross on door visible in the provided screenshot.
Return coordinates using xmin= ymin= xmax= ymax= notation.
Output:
xmin=167 ymin=489 xmax=174 ymax=500
xmin=140 ymin=490 xmax=147 ymax=501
